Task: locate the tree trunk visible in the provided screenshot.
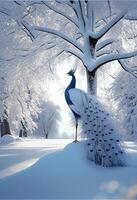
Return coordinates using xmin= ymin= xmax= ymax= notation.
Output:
xmin=19 ymin=129 xmax=23 ymax=137
xmin=23 ymin=129 xmax=27 ymax=137
xmin=45 ymin=133 xmax=48 ymax=139
xmin=86 ymin=69 xmax=97 ymax=95
xmin=20 ymin=120 xmax=27 ymax=137
xmin=0 ymin=118 xmax=11 ymax=137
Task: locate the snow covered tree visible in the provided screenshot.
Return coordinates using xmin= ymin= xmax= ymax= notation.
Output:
xmin=0 ymin=2 xmax=57 ymax=137
xmin=3 ymin=0 xmax=137 ymax=95
xmin=35 ymin=101 xmax=61 ymax=138
xmin=111 ymin=70 xmax=137 ymax=141
xmin=0 ymin=76 xmax=11 ymax=137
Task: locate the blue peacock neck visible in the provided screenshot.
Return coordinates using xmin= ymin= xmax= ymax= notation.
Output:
xmin=66 ymin=74 xmax=76 ymax=90
xmin=65 ymin=73 xmax=76 ymax=106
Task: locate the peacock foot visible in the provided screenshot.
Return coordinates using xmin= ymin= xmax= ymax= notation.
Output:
xmin=72 ymin=140 xmax=79 ymax=143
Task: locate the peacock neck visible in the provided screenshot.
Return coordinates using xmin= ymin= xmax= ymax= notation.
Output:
xmin=67 ymin=74 xmax=76 ymax=90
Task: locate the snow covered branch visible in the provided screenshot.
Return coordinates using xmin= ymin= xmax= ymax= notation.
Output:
xmin=42 ymin=1 xmax=78 ymax=28
xmin=64 ymin=48 xmax=84 ymax=65
xmin=96 ymin=39 xmax=115 ymax=52
xmin=33 ymin=25 xmax=83 ymax=52
xmin=91 ymin=50 xmax=137 ymax=71
xmin=118 ymin=59 xmax=137 ymax=78
xmin=96 ymin=50 xmax=111 ymax=57
xmin=79 ymin=1 xmax=87 ymax=26
xmin=90 ymin=11 xmax=126 ymax=39
xmin=22 ymin=19 xmax=83 ymax=52
xmin=125 ymin=15 xmax=137 ymax=21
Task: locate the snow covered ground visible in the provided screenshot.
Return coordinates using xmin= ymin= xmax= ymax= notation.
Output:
xmin=0 ymin=139 xmax=137 ymax=199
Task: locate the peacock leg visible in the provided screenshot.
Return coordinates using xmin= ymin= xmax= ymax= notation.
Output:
xmin=73 ymin=121 xmax=79 ymax=143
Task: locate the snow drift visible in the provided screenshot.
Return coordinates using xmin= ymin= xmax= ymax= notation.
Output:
xmin=0 ymin=135 xmax=21 ymax=145
xmin=0 ymin=141 xmax=137 ymax=199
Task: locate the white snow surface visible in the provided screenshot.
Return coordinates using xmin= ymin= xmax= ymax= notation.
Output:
xmin=0 ymin=139 xmax=137 ymax=199
xmin=0 ymin=135 xmax=21 ymax=145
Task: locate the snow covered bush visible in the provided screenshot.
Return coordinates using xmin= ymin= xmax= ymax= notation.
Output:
xmin=0 ymin=135 xmax=21 ymax=145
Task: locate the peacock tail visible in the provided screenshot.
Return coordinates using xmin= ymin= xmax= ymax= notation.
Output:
xmin=81 ymin=94 xmax=126 ymax=167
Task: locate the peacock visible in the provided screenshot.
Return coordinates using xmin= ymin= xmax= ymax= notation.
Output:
xmin=65 ymin=69 xmax=80 ymax=142
xmin=65 ymin=69 xmax=126 ymax=167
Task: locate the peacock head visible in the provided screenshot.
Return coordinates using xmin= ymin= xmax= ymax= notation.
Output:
xmin=66 ymin=68 xmax=76 ymax=76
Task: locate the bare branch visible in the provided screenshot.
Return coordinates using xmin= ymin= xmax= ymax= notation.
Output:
xmin=14 ymin=1 xmax=23 ymax=6
xmin=0 ymin=9 xmax=10 ymax=17
xmin=107 ymin=0 xmax=112 ymax=19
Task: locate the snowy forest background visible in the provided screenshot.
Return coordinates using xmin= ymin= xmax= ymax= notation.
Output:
xmin=1 ymin=0 xmax=137 ymax=141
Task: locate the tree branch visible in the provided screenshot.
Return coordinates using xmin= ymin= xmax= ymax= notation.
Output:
xmin=91 ymin=50 xmax=137 ymax=71
xmin=42 ymin=1 xmax=78 ymax=28
xmin=96 ymin=50 xmax=111 ymax=57
xmin=96 ymin=39 xmax=115 ymax=52
xmin=31 ymin=24 xmax=83 ymax=52
xmin=118 ymin=59 xmax=137 ymax=78
xmin=90 ymin=10 xmax=126 ymax=39
xmin=79 ymin=1 xmax=87 ymax=26
xmin=64 ymin=48 xmax=84 ymax=65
